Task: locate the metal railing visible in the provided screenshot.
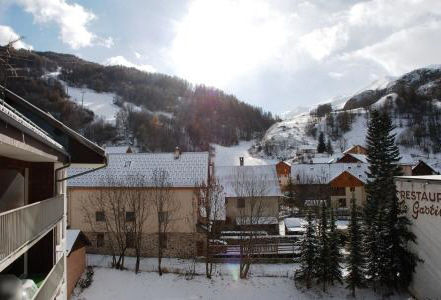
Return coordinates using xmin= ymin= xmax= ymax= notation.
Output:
xmin=0 ymin=195 xmax=64 ymax=268
xmin=32 ymin=255 xmax=65 ymax=300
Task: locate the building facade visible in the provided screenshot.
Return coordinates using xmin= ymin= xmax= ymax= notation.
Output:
xmin=0 ymin=86 xmax=105 ymax=299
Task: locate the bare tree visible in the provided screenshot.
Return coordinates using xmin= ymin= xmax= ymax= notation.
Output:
xmin=232 ymin=168 xmax=271 ymax=279
xmin=81 ymin=175 xmax=133 ymax=269
xmin=0 ymin=38 xmax=22 ymax=99
xmin=150 ymin=169 xmax=180 ymax=276
xmin=194 ymin=177 xmax=224 ymax=278
xmin=126 ymin=175 xmax=152 ymax=273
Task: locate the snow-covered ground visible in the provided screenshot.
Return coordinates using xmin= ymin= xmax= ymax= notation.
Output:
xmin=213 ymin=141 xmax=276 ymax=166
xmin=73 ymin=256 xmax=410 ymax=300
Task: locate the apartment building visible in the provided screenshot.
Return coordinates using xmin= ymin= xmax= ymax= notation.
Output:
xmin=0 ymin=87 xmax=105 ymax=299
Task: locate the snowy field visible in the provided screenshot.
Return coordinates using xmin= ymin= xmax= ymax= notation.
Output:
xmin=213 ymin=141 xmax=276 ymax=166
xmin=73 ymin=255 xmax=411 ymax=300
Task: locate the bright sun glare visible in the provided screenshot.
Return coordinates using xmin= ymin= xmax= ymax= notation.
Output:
xmin=171 ymin=0 xmax=287 ymax=87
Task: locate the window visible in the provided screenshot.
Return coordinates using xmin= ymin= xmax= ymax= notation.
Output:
xmin=158 ymin=211 xmax=168 ymax=223
xmin=124 ymin=161 xmax=132 ymax=168
xmin=331 ymin=187 xmax=345 ymax=196
xmin=237 ymin=198 xmax=245 ymax=209
xmin=96 ymin=211 xmax=105 ymax=222
xmin=350 ymin=187 xmax=355 ymax=192
xmin=159 ymin=233 xmax=167 ymax=249
xmin=126 ymin=211 xmax=135 ymax=222
xmin=338 ymin=198 xmax=346 ymax=208
xmin=97 ymin=233 xmax=104 ymax=248
xmin=126 ymin=233 xmax=135 ymax=248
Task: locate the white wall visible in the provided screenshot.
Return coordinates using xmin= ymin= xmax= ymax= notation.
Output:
xmin=396 ymin=178 xmax=441 ymax=300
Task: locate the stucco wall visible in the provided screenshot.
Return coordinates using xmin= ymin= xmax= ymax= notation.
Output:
xmin=67 ymin=246 xmax=86 ymax=300
xmin=225 ymin=196 xmax=279 ymax=222
xmin=396 ymin=178 xmax=441 ymax=300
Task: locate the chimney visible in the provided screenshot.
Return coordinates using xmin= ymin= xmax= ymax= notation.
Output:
xmin=174 ymin=146 xmax=181 ymax=159
xmin=239 ymin=157 xmax=244 ymax=166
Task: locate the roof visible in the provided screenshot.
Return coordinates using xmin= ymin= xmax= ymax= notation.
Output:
xmin=291 ymin=163 xmax=369 ymax=184
xmin=105 ymin=145 xmax=132 ymax=154
xmin=66 ymin=229 xmax=90 ymax=255
xmin=2 ymin=85 xmax=106 ymax=164
xmin=68 ymin=152 xmax=209 ymax=187
xmin=395 ymin=175 xmax=441 ymax=182
xmin=0 ymin=100 xmax=66 ymax=154
xmin=215 ymin=165 xmax=283 ymax=197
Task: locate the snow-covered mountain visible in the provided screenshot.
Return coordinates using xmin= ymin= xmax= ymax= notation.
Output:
xmin=254 ymin=66 xmax=441 ymax=170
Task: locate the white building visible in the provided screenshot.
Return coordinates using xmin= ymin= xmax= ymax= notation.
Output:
xmin=395 ymin=175 xmax=441 ymax=300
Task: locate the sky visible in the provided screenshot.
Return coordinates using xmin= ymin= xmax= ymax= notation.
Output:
xmin=0 ymin=0 xmax=440 ymax=114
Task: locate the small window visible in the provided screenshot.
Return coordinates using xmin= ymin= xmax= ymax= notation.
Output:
xmin=124 ymin=161 xmax=132 ymax=168
xmin=159 ymin=233 xmax=167 ymax=249
xmin=97 ymin=233 xmax=104 ymax=248
xmin=237 ymin=198 xmax=245 ymax=209
xmin=338 ymin=198 xmax=346 ymax=208
xmin=96 ymin=211 xmax=105 ymax=222
xmin=126 ymin=233 xmax=135 ymax=248
xmin=158 ymin=211 xmax=168 ymax=223
xmin=350 ymin=187 xmax=355 ymax=192
xmin=126 ymin=211 xmax=135 ymax=222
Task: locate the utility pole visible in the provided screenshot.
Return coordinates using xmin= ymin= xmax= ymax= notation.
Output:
xmin=81 ymin=90 xmax=85 ymax=107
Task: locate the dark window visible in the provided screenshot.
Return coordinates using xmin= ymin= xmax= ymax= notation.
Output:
xmin=237 ymin=198 xmax=245 ymax=209
xmin=338 ymin=198 xmax=346 ymax=208
xmin=159 ymin=233 xmax=167 ymax=249
xmin=350 ymin=187 xmax=355 ymax=192
xmin=126 ymin=211 xmax=135 ymax=222
xmin=158 ymin=211 xmax=168 ymax=223
xmin=96 ymin=211 xmax=105 ymax=222
xmin=97 ymin=233 xmax=104 ymax=247
xmin=126 ymin=233 xmax=135 ymax=248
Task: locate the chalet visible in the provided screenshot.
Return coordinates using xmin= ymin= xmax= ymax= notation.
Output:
xmin=215 ymin=165 xmax=282 ymax=234
xmin=411 ymin=160 xmax=439 ymax=176
xmin=0 ymin=86 xmax=105 ymax=299
xmin=344 ymin=144 xmax=368 ymax=155
xmin=291 ymin=163 xmax=368 ymax=211
xmin=67 ymin=150 xmax=209 ymax=258
xmin=335 ymin=153 xmax=367 ymax=164
xmin=276 ymin=161 xmax=291 ymax=187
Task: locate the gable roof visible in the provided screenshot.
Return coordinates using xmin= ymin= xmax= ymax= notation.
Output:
xmin=66 ymin=229 xmax=91 ymax=255
xmin=68 ymin=152 xmax=209 ymax=188
xmin=2 ymin=85 xmax=106 ymax=165
xmin=335 ymin=153 xmax=368 ymax=163
xmin=291 ymin=163 xmax=369 ymax=184
xmin=215 ymin=165 xmax=283 ymax=197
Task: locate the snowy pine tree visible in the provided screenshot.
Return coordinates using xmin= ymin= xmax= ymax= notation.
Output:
xmin=328 ymin=208 xmax=342 ymax=286
xmin=316 ymin=203 xmax=331 ymax=291
xmin=363 ymin=110 xmax=419 ymax=291
xmin=296 ymin=209 xmax=318 ymax=289
xmin=346 ymin=197 xmax=365 ymax=297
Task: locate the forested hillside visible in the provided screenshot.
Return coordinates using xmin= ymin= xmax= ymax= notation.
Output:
xmin=0 ymin=47 xmax=276 ymax=151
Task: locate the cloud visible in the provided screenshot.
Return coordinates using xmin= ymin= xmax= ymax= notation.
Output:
xmin=16 ymin=0 xmax=112 ymax=49
xmin=104 ymin=56 xmax=156 ymax=73
xmin=0 ymin=25 xmax=33 ymax=49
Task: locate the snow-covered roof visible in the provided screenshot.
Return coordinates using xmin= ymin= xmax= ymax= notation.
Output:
xmin=284 ymin=217 xmax=306 ymax=229
xmin=349 ymin=154 xmax=368 ymax=163
xmin=396 ymin=175 xmax=441 ymax=182
xmin=66 ymin=229 xmax=80 ymax=255
xmin=215 ymin=165 xmax=283 ymax=198
xmin=236 ymin=216 xmax=279 ymax=225
xmin=105 ymin=145 xmax=133 ymax=154
xmin=291 ymin=163 xmax=369 ymax=184
xmin=68 ymin=152 xmax=209 ymax=188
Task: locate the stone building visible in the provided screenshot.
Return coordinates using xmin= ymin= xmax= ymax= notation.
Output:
xmin=67 ymin=151 xmax=209 ymax=258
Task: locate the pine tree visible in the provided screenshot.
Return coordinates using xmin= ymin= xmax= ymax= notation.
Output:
xmin=363 ymin=110 xmax=419 ymax=291
xmin=296 ymin=209 xmax=318 ymax=289
xmin=317 ymin=132 xmax=326 ymax=153
xmin=326 ymin=138 xmax=334 ymax=155
xmin=346 ymin=197 xmax=365 ymax=297
xmin=328 ymin=208 xmax=342 ymax=286
xmin=316 ymin=203 xmax=330 ymax=291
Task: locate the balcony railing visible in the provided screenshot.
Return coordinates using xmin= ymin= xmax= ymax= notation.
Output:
xmin=32 ymin=255 xmax=65 ymax=300
xmin=0 ymin=195 xmax=64 ymax=271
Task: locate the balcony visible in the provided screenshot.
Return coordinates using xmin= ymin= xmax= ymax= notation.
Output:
xmin=32 ymin=255 xmax=65 ymax=300
xmin=0 ymin=195 xmax=64 ymax=271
